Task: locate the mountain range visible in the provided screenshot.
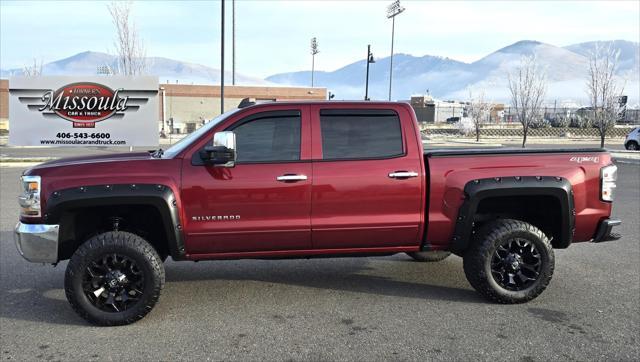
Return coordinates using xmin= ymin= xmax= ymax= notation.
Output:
xmin=2 ymin=40 xmax=638 ymax=104
xmin=0 ymin=51 xmax=268 ymax=86
xmin=267 ymin=40 xmax=639 ymax=104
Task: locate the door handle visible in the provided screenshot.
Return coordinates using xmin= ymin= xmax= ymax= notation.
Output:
xmin=277 ymin=174 xmax=308 ymax=182
xmin=388 ymin=171 xmax=419 ymax=179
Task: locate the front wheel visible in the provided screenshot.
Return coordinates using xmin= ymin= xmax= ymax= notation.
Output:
xmin=625 ymin=141 xmax=639 ymax=150
xmin=463 ymin=219 xmax=554 ymax=304
xmin=64 ymin=231 xmax=165 ymax=326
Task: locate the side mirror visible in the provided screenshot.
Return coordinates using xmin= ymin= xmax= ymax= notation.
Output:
xmin=200 ymin=131 xmax=237 ymax=167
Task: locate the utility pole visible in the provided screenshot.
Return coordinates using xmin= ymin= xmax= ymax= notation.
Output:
xmin=310 ymin=37 xmax=319 ymax=87
xmin=220 ymin=0 xmax=225 ymax=114
xmin=160 ymin=86 xmax=166 ymax=133
xmin=232 ymin=0 xmax=236 ymax=86
xmin=365 ymin=44 xmax=375 ymax=100
xmin=386 ymin=0 xmax=405 ymax=101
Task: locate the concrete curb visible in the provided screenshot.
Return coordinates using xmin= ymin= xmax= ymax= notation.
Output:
xmin=0 ymin=157 xmax=58 ymax=163
xmin=0 ymin=162 xmax=43 ymax=168
xmin=611 ymin=152 xmax=640 ymax=160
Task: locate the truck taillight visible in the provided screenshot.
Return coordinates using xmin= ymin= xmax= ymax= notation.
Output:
xmin=600 ymin=164 xmax=617 ymax=202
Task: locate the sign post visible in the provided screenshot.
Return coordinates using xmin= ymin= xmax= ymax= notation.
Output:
xmin=9 ymin=76 xmax=159 ymax=147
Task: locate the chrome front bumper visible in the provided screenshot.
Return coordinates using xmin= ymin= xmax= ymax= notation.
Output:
xmin=14 ymin=222 xmax=59 ymax=263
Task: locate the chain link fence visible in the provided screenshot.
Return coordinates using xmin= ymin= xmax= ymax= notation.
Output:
xmin=415 ymin=103 xmax=638 ymax=138
xmin=414 ymin=105 xmax=639 ymax=126
xmin=422 ymin=125 xmax=636 ymax=138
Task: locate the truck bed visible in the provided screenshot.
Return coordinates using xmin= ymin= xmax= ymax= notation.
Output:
xmin=422 ymin=147 xmax=612 ymax=248
xmin=424 ymin=147 xmax=606 ymax=157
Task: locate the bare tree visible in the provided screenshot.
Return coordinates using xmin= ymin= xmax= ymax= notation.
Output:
xmin=507 ymin=56 xmax=547 ymax=148
xmin=586 ymin=43 xmax=626 ymax=148
xmin=108 ymin=1 xmax=147 ymax=75
xmin=467 ymin=88 xmax=494 ymax=142
xmin=23 ymin=58 xmax=43 ymax=77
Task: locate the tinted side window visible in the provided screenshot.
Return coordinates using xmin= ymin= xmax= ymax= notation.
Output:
xmin=320 ymin=112 xmax=403 ymax=160
xmin=233 ymin=115 xmax=301 ymax=162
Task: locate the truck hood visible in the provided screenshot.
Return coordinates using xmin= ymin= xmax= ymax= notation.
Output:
xmin=27 ymin=152 xmax=154 ymax=171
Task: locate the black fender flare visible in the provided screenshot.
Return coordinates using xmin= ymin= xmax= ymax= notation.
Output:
xmin=449 ymin=176 xmax=574 ymax=255
xmin=43 ymin=183 xmax=186 ymax=260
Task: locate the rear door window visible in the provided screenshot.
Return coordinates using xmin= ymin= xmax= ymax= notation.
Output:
xmin=319 ymin=110 xmax=403 ymax=160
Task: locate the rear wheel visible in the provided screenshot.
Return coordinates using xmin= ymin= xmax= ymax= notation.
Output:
xmin=625 ymin=141 xmax=639 ymax=150
xmin=406 ymin=251 xmax=451 ymax=262
xmin=463 ymin=219 xmax=554 ymax=304
xmin=64 ymin=231 xmax=165 ymax=326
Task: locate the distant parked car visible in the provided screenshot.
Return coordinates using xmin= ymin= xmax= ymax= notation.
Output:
xmin=624 ymin=127 xmax=640 ymax=150
xmin=446 ymin=116 xmax=460 ymax=124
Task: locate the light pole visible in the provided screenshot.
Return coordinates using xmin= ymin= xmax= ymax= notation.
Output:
xmin=232 ymin=0 xmax=236 ymax=86
xmin=386 ymin=0 xmax=405 ymax=101
xmin=365 ymin=44 xmax=375 ymax=100
xmin=220 ymin=0 xmax=225 ymax=114
xmin=310 ymin=37 xmax=319 ymax=87
xmin=160 ymin=86 xmax=166 ymax=135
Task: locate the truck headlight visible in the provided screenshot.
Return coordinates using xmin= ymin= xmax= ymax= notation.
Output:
xmin=600 ymin=164 xmax=617 ymax=202
xmin=18 ymin=175 xmax=41 ymax=217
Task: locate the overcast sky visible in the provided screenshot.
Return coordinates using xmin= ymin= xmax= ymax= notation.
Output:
xmin=1 ymin=0 xmax=638 ymax=78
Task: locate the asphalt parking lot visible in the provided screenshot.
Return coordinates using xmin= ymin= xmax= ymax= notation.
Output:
xmin=0 ymin=162 xmax=638 ymax=361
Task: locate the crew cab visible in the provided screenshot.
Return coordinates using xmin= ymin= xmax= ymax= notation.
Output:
xmin=15 ymin=101 xmax=621 ymax=326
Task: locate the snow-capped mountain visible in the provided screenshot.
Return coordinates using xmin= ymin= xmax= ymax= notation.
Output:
xmin=1 ymin=40 xmax=637 ymax=104
xmin=564 ymin=40 xmax=640 ymax=74
xmin=266 ymin=40 xmax=639 ymax=104
xmin=0 ymin=51 xmax=269 ymax=86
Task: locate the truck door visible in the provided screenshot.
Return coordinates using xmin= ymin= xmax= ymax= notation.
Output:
xmin=181 ymin=107 xmax=312 ymax=254
xmin=310 ymin=106 xmax=423 ymax=249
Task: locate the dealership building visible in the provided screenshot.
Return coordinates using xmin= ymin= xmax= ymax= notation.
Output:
xmin=158 ymin=83 xmax=326 ymax=134
xmin=0 ymin=79 xmax=326 ymax=134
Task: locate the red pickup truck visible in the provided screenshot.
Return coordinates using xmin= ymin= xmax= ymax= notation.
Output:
xmin=15 ymin=101 xmax=620 ymax=326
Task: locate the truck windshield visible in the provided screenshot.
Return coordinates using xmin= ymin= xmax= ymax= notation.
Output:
xmin=161 ymin=108 xmax=242 ymax=159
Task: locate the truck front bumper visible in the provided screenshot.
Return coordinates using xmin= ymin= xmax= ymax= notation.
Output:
xmin=592 ymin=218 xmax=622 ymax=243
xmin=14 ymin=222 xmax=59 ymax=263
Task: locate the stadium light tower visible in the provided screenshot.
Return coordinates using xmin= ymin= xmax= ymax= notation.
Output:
xmin=386 ymin=0 xmax=405 ymax=101
xmin=310 ymin=37 xmax=319 ymax=87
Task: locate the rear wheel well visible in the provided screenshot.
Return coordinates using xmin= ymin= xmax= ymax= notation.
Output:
xmin=58 ymin=204 xmax=170 ymax=261
xmin=473 ymin=195 xmax=563 ymax=248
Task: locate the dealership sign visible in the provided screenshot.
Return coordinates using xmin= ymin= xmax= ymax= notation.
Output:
xmin=9 ymin=76 xmax=159 ymax=146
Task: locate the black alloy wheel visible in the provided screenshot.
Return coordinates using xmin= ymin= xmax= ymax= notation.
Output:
xmin=490 ymin=238 xmax=541 ymax=291
xmin=83 ymin=253 xmax=145 ymax=313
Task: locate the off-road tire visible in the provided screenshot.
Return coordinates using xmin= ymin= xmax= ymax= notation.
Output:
xmin=406 ymin=251 xmax=452 ymax=262
xmin=64 ymin=231 xmax=165 ymax=326
xmin=463 ymin=219 xmax=554 ymax=304
xmin=625 ymin=141 xmax=639 ymax=150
